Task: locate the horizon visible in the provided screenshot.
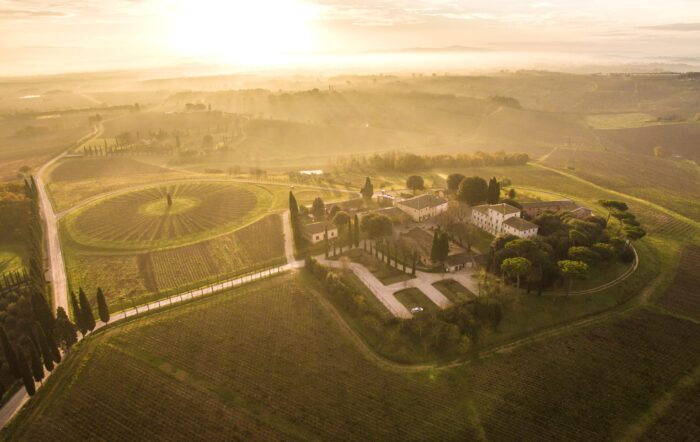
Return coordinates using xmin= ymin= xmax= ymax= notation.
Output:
xmin=1 ymin=0 xmax=700 ymax=76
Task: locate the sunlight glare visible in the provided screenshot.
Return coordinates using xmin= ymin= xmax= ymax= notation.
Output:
xmin=168 ymin=0 xmax=318 ymax=64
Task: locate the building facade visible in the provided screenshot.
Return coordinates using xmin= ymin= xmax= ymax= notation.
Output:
xmin=471 ymin=203 xmax=538 ymax=238
xmin=303 ymin=222 xmax=338 ymax=244
xmin=396 ymin=194 xmax=449 ymax=222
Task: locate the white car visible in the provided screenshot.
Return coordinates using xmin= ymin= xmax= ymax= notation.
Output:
xmin=410 ymin=307 xmax=424 ymax=314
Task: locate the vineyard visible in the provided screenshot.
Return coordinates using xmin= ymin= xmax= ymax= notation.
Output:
xmin=5 ymin=275 xmax=699 ymax=440
xmin=65 ymin=182 xmax=263 ymax=249
xmin=639 ymin=383 xmax=700 ymax=441
xmin=50 ymin=157 xmax=168 ymax=182
xmin=543 ymin=149 xmax=700 ymax=221
xmin=467 ymin=309 xmax=700 ymax=440
xmin=66 ymin=214 xmax=285 ymax=309
xmin=657 ymin=246 xmax=700 ymax=320
xmin=3 ymin=275 xmax=484 ymax=441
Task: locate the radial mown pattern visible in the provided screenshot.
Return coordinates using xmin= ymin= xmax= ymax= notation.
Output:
xmin=71 ymin=182 xmax=257 ymax=245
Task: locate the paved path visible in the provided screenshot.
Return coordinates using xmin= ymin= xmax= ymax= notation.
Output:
xmin=35 ymin=124 xmax=101 ymax=312
xmin=321 ymin=259 xmax=413 ymax=318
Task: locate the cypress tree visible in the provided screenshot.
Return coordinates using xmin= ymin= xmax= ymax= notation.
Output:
xmin=78 ymin=288 xmax=96 ymax=332
xmin=16 ymin=351 xmax=35 ymax=396
xmin=0 ymin=327 xmax=21 ymax=379
xmin=55 ymin=307 xmax=78 ymax=351
xmin=34 ymin=324 xmax=56 ymax=370
xmin=27 ymin=342 xmax=44 ymax=382
xmin=96 ymin=287 xmax=110 ymax=323
xmin=353 ymin=214 xmax=360 ymax=247
xmin=31 ymin=291 xmax=55 ymax=337
xmin=70 ymin=291 xmax=87 ymax=336
xmin=45 ymin=329 xmax=62 ymax=363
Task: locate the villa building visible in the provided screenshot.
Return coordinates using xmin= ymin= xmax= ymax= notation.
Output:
xmin=396 ymin=194 xmax=449 ymax=222
xmin=303 ymin=222 xmax=338 ymax=244
xmin=471 ymin=203 xmax=538 ymax=238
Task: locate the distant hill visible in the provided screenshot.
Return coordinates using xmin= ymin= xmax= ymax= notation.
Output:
xmin=400 ymin=45 xmax=491 ymax=53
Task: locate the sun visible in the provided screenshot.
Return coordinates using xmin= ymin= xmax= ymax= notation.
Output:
xmin=167 ymin=0 xmax=318 ymax=64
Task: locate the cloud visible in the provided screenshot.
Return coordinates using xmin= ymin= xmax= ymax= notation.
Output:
xmin=0 ymin=9 xmax=65 ymax=17
xmin=638 ymin=23 xmax=700 ymax=31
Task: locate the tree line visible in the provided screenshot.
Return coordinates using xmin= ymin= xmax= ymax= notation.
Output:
xmin=332 ymin=151 xmax=529 ymax=173
xmin=0 ymin=178 xmax=111 ymax=400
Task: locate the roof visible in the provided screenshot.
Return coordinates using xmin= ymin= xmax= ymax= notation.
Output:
xmin=473 ymin=203 xmax=521 ymax=216
xmin=446 ymin=253 xmax=470 ymax=266
xmin=373 ymin=206 xmax=410 ymax=222
xmin=304 ymin=222 xmax=337 ymax=235
xmin=521 ymin=200 xmax=578 ymax=211
xmin=397 ymin=194 xmax=448 ymax=210
xmin=503 ymin=217 xmax=539 ymax=231
xmin=326 ymin=198 xmax=367 ymax=212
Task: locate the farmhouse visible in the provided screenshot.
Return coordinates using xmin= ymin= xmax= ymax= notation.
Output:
xmin=521 ymin=200 xmax=592 ymax=219
xmin=445 ymin=252 xmax=470 ymax=272
xmin=303 ymin=222 xmax=338 ymax=244
xmin=396 ymin=194 xmax=448 ymax=222
xmin=471 ymin=203 xmax=539 ymax=238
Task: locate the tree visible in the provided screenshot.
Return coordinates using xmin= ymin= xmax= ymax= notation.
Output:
xmin=458 ymin=176 xmax=488 ymax=206
xmin=16 ymin=351 xmax=35 ymax=395
xmin=361 ymin=213 xmax=393 ymax=240
xmin=406 ymin=175 xmax=425 ymax=194
xmin=27 ymin=342 xmax=44 ymax=382
xmin=54 ymin=307 xmax=77 ymax=351
xmin=487 ymin=177 xmax=500 ymax=204
xmin=360 ymin=177 xmax=374 ymax=200
xmin=33 ymin=324 xmax=54 ymax=371
xmin=70 ymin=290 xmax=86 ymax=336
xmin=311 ymin=197 xmax=325 ymax=221
xmin=0 ymin=326 xmax=21 ymax=378
xmin=558 ymin=260 xmax=589 ymax=295
xmin=289 ymin=191 xmax=302 ymax=246
xmin=501 ymin=257 xmax=532 ymax=290
xmin=332 ymin=211 xmax=350 ymax=227
xmin=78 ymin=288 xmax=96 ymax=332
xmin=353 ymin=214 xmax=360 ymax=247
xmin=96 ymin=287 xmax=110 ymax=323
xmin=567 ymin=246 xmax=600 ymax=265
xmin=166 ymin=193 xmax=172 ymax=207
xmin=599 ymin=200 xmax=628 ymax=222
xmin=507 ymin=188 xmax=517 ymax=199
xmin=430 ymin=231 xmax=450 ymax=267
xmin=446 ymin=173 xmax=465 ymax=192
xmin=30 ymin=292 xmax=55 ymax=339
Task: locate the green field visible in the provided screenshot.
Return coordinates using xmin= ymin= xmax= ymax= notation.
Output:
xmin=394 ymin=288 xmax=438 ymax=313
xmin=64 ymin=214 xmax=286 ymax=310
xmin=0 ymin=242 xmax=24 ymax=274
xmin=5 ymin=274 xmax=699 ymax=440
xmin=543 ymin=149 xmax=700 ymax=221
xmin=64 ymin=181 xmax=265 ymax=250
xmin=433 ymin=279 xmax=475 ymax=303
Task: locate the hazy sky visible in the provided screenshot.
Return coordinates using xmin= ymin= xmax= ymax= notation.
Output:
xmin=1 ymin=0 xmax=699 ymax=75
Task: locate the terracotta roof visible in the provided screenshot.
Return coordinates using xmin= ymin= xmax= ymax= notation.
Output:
xmin=304 ymin=222 xmax=337 ymax=235
xmin=446 ymin=253 xmax=470 ymax=266
xmin=503 ymin=217 xmax=538 ymax=231
xmin=473 ymin=203 xmax=521 ymax=215
xmin=397 ymin=194 xmax=448 ymax=210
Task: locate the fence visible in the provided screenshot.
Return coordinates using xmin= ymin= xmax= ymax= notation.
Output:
xmin=112 ymin=262 xmax=290 ymax=322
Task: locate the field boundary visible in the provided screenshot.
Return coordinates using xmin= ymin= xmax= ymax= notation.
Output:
xmin=530 ymin=162 xmax=700 ymax=232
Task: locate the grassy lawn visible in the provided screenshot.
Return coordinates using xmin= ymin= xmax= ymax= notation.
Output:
xmin=394 ymin=288 xmax=438 ymax=313
xmin=433 ymin=279 xmax=476 ymax=303
xmin=62 ymin=214 xmax=286 ymax=311
xmin=470 ymin=228 xmax=494 ymax=254
xmin=0 ymin=242 xmax=25 ymax=274
xmin=5 ymin=274 xmax=700 ymax=441
xmin=343 ymin=249 xmax=413 ymax=285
